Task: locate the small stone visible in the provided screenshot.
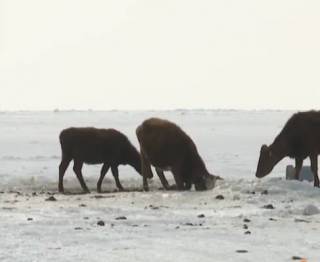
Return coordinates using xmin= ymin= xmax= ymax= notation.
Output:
xmin=261 ymin=190 xmax=268 ymax=195
xmin=263 ymin=204 xmax=275 ymax=209
xmin=294 ymin=218 xmax=310 ymax=223
xmin=2 ymin=207 xmax=16 ymax=210
xmin=83 ymin=217 xmax=89 ymax=220
xmin=91 ymin=195 xmax=115 ymax=199
xmin=115 ymin=216 xmax=127 ymax=220
xmin=243 ymin=224 xmax=248 ymax=230
xmin=197 ymin=214 xmax=205 ymax=218
xmin=243 ymin=218 xmax=251 ymax=223
xmin=216 ymin=195 xmax=224 ymax=200
xmin=79 ymin=204 xmax=86 ymax=207
xmin=244 ymin=231 xmax=251 ymax=235
xmin=97 ymin=220 xmax=105 ymax=226
xmin=74 ymin=227 xmax=82 ymax=230
xmin=236 ymin=250 xmax=248 ymax=253
xmin=269 ymin=218 xmax=277 ymax=221
xmin=27 ymin=218 xmax=33 ymax=221
xmin=45 ymin=196 xmax=57 ymax=202
xmin=292 ymin=256 xmax=304 ymax=260
xmin=93 ymin=195 xmax=106 ymax=199
xmin=184 ymin=222 xmax=194 ymax=226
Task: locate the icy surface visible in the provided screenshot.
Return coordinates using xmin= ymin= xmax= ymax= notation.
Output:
xmin=0 ymin=110 xmax=319 ymax=262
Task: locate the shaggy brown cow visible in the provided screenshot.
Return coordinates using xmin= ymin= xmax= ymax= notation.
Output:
xmin=256 ymin=110 xmax=320 ymax=187
xmin=59 ymin=127 xmax=141 ymax=193
xmin=136 ymin=118 xmax=217 ymax=191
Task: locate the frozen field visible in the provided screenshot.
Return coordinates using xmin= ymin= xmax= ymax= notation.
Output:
xmin=0 ymin=110 xmax=319 ymax=262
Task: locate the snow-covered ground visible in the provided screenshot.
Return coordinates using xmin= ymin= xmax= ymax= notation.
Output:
xmin=0 ymin=110 xmax=319 ymax=262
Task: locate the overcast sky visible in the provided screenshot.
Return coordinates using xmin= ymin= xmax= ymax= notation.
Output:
xmin=0 ymin=0 xmax=319 ymax=110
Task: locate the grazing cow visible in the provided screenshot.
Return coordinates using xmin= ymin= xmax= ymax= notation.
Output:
xmin=136 ymin=118 xmax=217 ymax=191
xmin=59 ymin=127 xmax=141 ymax=193
xmin=256 ymin=110 xmax=320 ymax=187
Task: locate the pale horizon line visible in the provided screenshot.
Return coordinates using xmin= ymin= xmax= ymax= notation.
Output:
xmin=0 ymin=107 xmax=314 ymax=113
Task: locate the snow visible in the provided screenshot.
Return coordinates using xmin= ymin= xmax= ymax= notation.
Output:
xmin=0 ymin=110 xmax=319 ymax=262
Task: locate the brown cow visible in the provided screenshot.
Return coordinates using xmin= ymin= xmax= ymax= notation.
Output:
xmin=256 ymin=110 xmax=320 ymax=187
xmin=59 ymin=127 xmax=141 ymax=193
xmin=136 ymin=118 xmax=217 ymax=191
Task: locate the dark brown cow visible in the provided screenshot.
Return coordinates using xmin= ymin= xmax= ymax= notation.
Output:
xmin=256 ymin=111 xmax=320 ymax=187
xmin=59 ymin=127 xmax=141 ymax=193
xmin=136 ymin=118 xmax=217 ymax=191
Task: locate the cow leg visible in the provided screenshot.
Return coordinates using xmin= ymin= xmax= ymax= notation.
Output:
xmin=173 ymin=173 xmax=185 ymax=190
xmin=171 ymin=165 xmax=185 ymax=191
xmin=111 ymin=166 xmax=124 ymax=191
xmin=58 ymin=156 xmax=71 ymax=193
xmin=141 ymin=151 xmax=153 ymax=191
xmin=73 ymin=160 xmax=90 ymax=193
xmin=97 ymin=163 xmax=110 ymax=193
xmin=294 ymin=158 xmax=303 ymax=180
xmin=184 ymin=180 xmax=192 ymax=190
xmin=183 ymin=170 xmax=192 ymax=190
xmin=155 ymin=167 xmax=170 ymax=190
xmin=310 ymin=154 xmax=319 ymax=187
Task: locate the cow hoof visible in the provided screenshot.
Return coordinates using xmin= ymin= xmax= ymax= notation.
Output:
xmin=168 ymin=184 xmax=178 ymax=190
